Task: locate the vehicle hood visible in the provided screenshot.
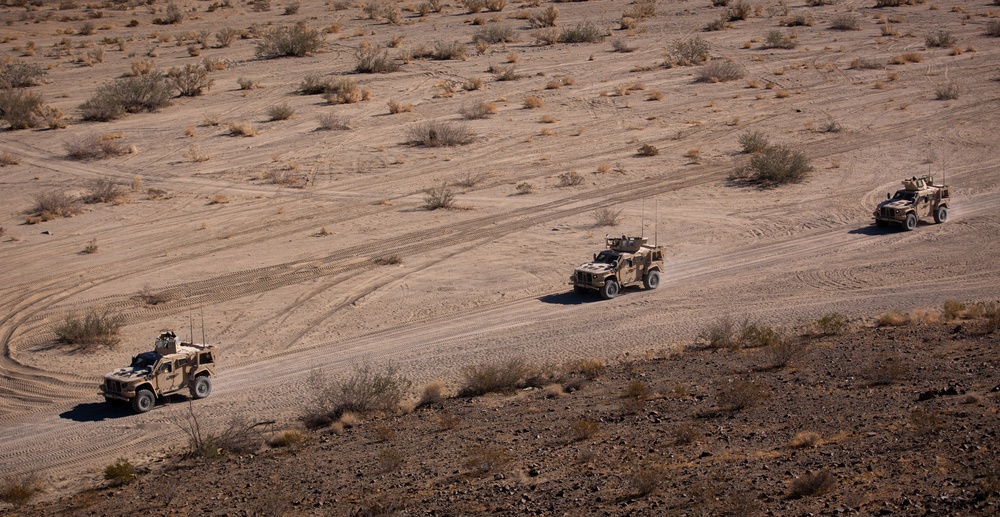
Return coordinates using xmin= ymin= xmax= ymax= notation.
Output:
xmin=878 ymin=199 xmax=913 ymax=210
xmin=104 ymin=367 xmax=149 ymax=382
xmin=576 ymin=262 xmax=614 ymax=274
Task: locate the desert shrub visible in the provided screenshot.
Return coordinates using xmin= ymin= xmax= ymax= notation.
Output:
xmin=255 ymin=22 xmax=323 ymax=58
xmin=28 ymin=190 xmax=79 ymax=220
xmin=458 ymin=357 xmax=531 ymax=396
xmin=784 ymin=14 xmax=813 ymax=27
xmin=268 ymin=430 xmax=305 ymax=447
xmin=850 ymin=57 xmax=882 ymax=70
xmin=830 ymin=13 xmax=861 ymax=30
xmin=484 ymin=0 xmax=506 ymax=11
xmin=515 ymin=182 xmax=533 ymax=195
xmin=459 ymin=101 xmax=497 ymax=119
xmin=177 ymin=412 xmax=263 ymax=460
xmin=706 ymin=14 xmax=733 ymax=31
xmin=355 ymin=45 xmax=401 ymax=73
xmin=65 ymin=133 xmax=129 ymax=160
xmin=935 ymin=81 xmax=959 ymax=100
xmin=463 ymin=445 xmax=511 ymax=476
xmin=697 ymin=60 xmax=744 ymax=82
xmin=530 ymin=5 xmax=559 ymax=27
xmin=790 ymin=431 xmax=821 ymax=448
xmin=877 ymin=309 xmax=908 ymax=326
xmin=216 ymin=27 xmax=241 ymax=48
xmin=387 ymin=98 xmax=413 ymax=114
xmin=407 ymin=121 xmax=474 ymax=147
xmin=533 ymin=27 xmax=560 ymax=45
xmin=167 ymin=64 xmax=214 ymax=97
xmin=559 ymin=22 xmax=607 ymax=43
xmin=252 ymin=0 xmax=271 ymax=11
xmin=153 ymin=2 xmax=184 ymax=24
xmin=227 ymin=121 xmax=256 ymax=137
xmin=623 ymin=0 xmax=657 ymax=19
xmin=299 ymin=74 xmax=334 ymax=95
xmin=464 ymin=77 xmax=485 ymax=91
xmin=373 ymin=254 xmax=402 ymax=265
xmin=0 ymin=88 xmax=44 ymax=129
xmin=283 ymin=0 xmax=300 ymax=14
xmin=0 ymin=153 xmax=18 ymax=167
xmin=942 ymin=300 xmax=966 ymax=321
xmin=763 ymin=30 xmax=796 ymax=49
xmin=317 ymin=112 xmax=351 ymax=130
xmin=696 ymin=316 xmax=738 ymax=349
xmin=763 ymin=336 xmax=808 ymax=369
xmin=738 ymin=130 xmax=769 ymax=153
xmin=84 ymin=177 xmax=123 ymax=203
xmin=592 ymin=206 xmax=622 ymax=226
xmin=417 ymin=381 xmax=447 ymax=407
xmin=789 ymin=471 xmax=836 ymax=499
xmin=731 ymin=144 xmax=812 ymax=186
xmin=103 ymin=458 xmax=136 ymax=487
xmin=0 ymin=473 xmax=43 ymax=507
xmin=889 ymin=52 xmax=923 ymax=64
xmin=728 ymin=1 xmax=751 ymax=20
xmin=986 ymin=20 xmax=1000 ymax=38
xmin=813 ymin=313 xmax=848 ymax=335
xmin=862 ymin=352 xmax=908 ymax=385
xmin=321 ymin=78 xmax=370 ymax=104
xmin=304 ymin=363 xmax=412 ymax=425
xmin=565 ymin=358 xmax=605 ymax=380
xmin=570 ymin=419 xmax=599 ymax=441
xmin=637 ymin=143 xmax=659 ymax=156
xmin=54 ymin=307 xmax=124 ymax=349
xmin=267 ymin=103 xmax=295 ymax=121
xmin=491 ymin=64 xmax=520 ymax=81
xmin=237 ymin=77 xmax=260 ymax=90
xmin=925 ymin=30 xmax=956 ymax=47
xmin=558 ymin=171 xmax=582 ymax=187
xmin=423 ymin=183 xmax=455 ymax=210
xmin=611 ymin=38 xmax=637 ymax=53
xmin=671 ymin=36 xmax=710 ymax=66
xmin=0 ymin=60 xmax=46 ymax=88
xmin=717 ymin=380 xmax=768 ymax=412
xmin=433 ymin=40 xmax=467 ymax=60
xmin=473 ymin=24 xmax=515 ymax=44
xmin=523 ymin=95 xmax=544 ymax=109
xmin=80 ymin=74 xmax=172 ymax=121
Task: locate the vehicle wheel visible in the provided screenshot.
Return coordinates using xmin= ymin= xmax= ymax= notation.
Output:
xmin=190 ymin=376 xmax=212 ymax=399
xmin=903 ymin=213 xmax=917 ymax=231
xmin=643 ymin=270 xmax=660 ymax=290
xmin=131 ymin=389 xmax=155 ymax=413
xmin=573 ymin=284 xmax=588 ymax=295
xmin=599 ymin=280 xmax=619 ymax=300
xmin=934 ymin=206 xmax=948 ymax=224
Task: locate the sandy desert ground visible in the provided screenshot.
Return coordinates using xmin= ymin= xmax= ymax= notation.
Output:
xmin=1 ymin=0 xmax=999 ymax=508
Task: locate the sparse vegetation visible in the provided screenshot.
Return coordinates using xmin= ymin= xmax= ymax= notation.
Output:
xmin=592 ymin=206 xmax=622 ymax=227
xmin=637 ymin=143 xmax=659 ymax=156
xmin=103 ymin=458 xmax=136 ymax=487
xmin=830 ymin=13 xmax=861 ymax=31
xmin=167 ymin=64 xmax=214 ymax=97
xmin=697 ymin=60 xmax=745 ymax=82
xmin=459 ymin=101 xmax=497 ymax=119
xmin=422 ymin=183 xmax=456 ymax=210
xmin=763 ymin=30 xmax=796 ymax=49
xmin=559 ymin=22 xmax=607 ymax=44
xmin=355 ymin=44 xmax=401 ymax=73
xmin=925 ymin=30 xmax=956 ymax=48
xmin=935 ymin=81 xmax=959 ymax=100
xmin=0 ymin=473 xmax=43 ymax=507
xmin=53 ymin=307 xmax=124 ymax=350
xmin=717 ymin=380 xmax=768 ymax=412
xmin=670 ymin=36 xmax=710 ymax=66
xmin=789 ymin=471 xmax=836 ymax=499
xmin=317 ymin=113 xmax=351 ymax=130
xmin=738 ymin=130 xmax=769 ymax=153
xmin=813 ymin=313 xmax=848 ymax=335
xmin=557 ymin=171 xmax=583 ymax=187
xmin=0 ymin=60 xmax=46 ymax=88
xmin=65 ymin=133 xmax=129 ymax=160
xmin=407 ymin=121 xmax=474 ymax=147
xmin=387 ymin=98 xmax=413 ymax=114
xmin=523 ymin=95 xmax=544 ymax=109
xmin=0 ymin=88 xmax=45 ymax=130
xmin=267 ymin=103 xmax=295 ymax=121
xmin=84 ymin=177 xmax=123 ymax=204
xmin=731 ymin=144 xmax=812 ymax=186
xmin=255 ymin=22 xmax=324 ymax=58
xmin=986 ymin=20 xmax=1000 ymax=38
xmin=80 ymin=74 xmax=173 ymax=121
xmin=304 ymin=363 xmax=412 ymax=427
xmin=459 ymin=357 xmax=531 ymax=396
xmin=473 ymin=24 xmax=515 ymax=44
xmin=763 ymin=336 xmax=808 ymax=369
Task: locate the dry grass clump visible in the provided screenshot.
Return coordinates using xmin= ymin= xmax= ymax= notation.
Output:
xmin=407 ymin=121 xmax=474 ymax=147
xmin=557 ymin=171 xmax=582 ymax=187
xmin=84 ymin=177 xmax=124 ymax=204
xmin=738 ymin=130 xmax=769 ymax=154
xmin=889 ymin=52 xmax=922 ymax=64
xmin=877 ymin=309 xmax=908 ymax=326
xmin=812 ymin=313 xmax=848 ymax=335
xmin=850 ymin=57 xmax=882 ymax=70
xmin=830 ymin=13 xmax=861 ymax=31
xmin=80 ymin=74 xmax=173 ymax=121
xmin=65 ymin=133 xmax=129 ymax=160
xmin=670 ymin=36 xmax=710 ymax=66
xmin=458 ymin=357 xmax=531 ymax=397
xmin=763 ymin=30 xmax=796 ymax=49
xmin=209 ymin=194 xmax=230 ymax=204
xmin=433 ymin=40 xmax=467 ymax=60
xmin=934 ymin=81 xmax=959 ymax=100
xmin=0 ymin=472 xmax=44 ymax=507
xmin=355 ymin=44 xmax=401 ymax=73
xmin=372 ymin=254 xmax=402 ymax=266
xmin=423 ymin=183 xmax=455 ymax=210
xmin=463 ymin=445 xmax=512 ymax=477
xmin=570 ymin=419 xmax=599 ymax=441
xmin=515 ymin=182 xmax=533 ymax=195
xmin=27 ymin=191 xmax=79 ymax=222
xmin=387 ymin=98 xmax=413 ymax=114
xmin=53 ymin=307 xmax=124 ymax=350
xmin=697 ymin=60 xmax=745 ymax=82
xmin=559 ymin=22 xmax=607 ymax=44
xmin=0 ymin=60 xmax=46 ymax=88
xmin=592 ymin=206 xmax=622 ymax=227
xmin=533 ymin=27 xmax=560 ymax=45
xmin=318 ymin=113 xmax=351 ymax=130
xmin=626 ymin=463 xmax=664 ymax=497
xmin=862 ymin=352 xmax=908 ymax=386
xmin=303 ymin=363 xmax=412 ymax=428
xmin=986 ymin=20 xmax=1000 ymax=38
xmin=216 ymin=27 xmax=241 ymax=48
xmin=228 ymin=121 xmax=257 ymax=137
xmin=103 ymin=458 xmax=137 ymax=487
xmin=763 ymin=336 xmax=809 ymax=369
xmin=491 ymin=64 xmax=520 ymax=81
xmin=730 ymin=144 xmax=812 ymax=186
xmin=1 ymin=89 xmax=46 ymax=130
xmin=268 ymin=430 xmax=305 ymax=448
xmin=267 ymin=103 xmax=295 ymax=121
xmin=416 ymin=381 xmax=447 ymax=408
xmin=473 ymin=24 xmax=516 ymax=44
xmin=459 ymin=101 xmax=497 ymax=119
xmin=464 ymin=76 xmax=485 ymax=91
xmin=611 ymin=38 xmax=636 ymax=53
xmin=322 ymin=78 xmax=372 ymax=104
xmin=925 ymin=30 xmax=956 ymax=48
xmin=529 ymin=5 xmax=559 ymax=28
xmin=789 ymin=431 xmax=821 ymax=449
xmin=167 ymin=64 xmax=214 ymax=97
xmin=788 ymin=471 xmax=836 ymax=499
xmin=523 ymin=95 xmax=544 ymax=109
xmin=717 ymin=380 xmax=768 ymax=412
xmin=636 ymin=143 xmax=659 ymax=156
xmin=0 ymin=152 xmax=19 ymax=167
xmin=255 ymin=22 xmax=324 ymax=58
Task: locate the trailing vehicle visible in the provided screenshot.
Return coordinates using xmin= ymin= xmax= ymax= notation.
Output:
xmin=100 ymin=331 xmax=217 ymax=413
xmin=571 ymin=236 xmax=665 ymax=300
xmin=874 ymin=175 xmax=950 ymax=231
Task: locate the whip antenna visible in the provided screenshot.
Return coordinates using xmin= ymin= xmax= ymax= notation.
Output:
xmin=200 ymin=307 xmax=206 ymax=345
xmin=188 ymin=308 xmax=194 ymax=345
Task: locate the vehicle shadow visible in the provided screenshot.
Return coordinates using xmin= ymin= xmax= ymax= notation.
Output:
xmin=538 ymin=291 xmax=608 ymax=305
xmin=849 ymin=225 xmax=897 ymax=236
xmin=60 ymin=401 xmax=134 ymax=422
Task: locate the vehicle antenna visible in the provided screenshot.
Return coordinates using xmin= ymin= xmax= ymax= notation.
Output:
xmin=640 ymin=198 xmax=645 ymax=238
xmin=189 ymin=308 xmax=194 ymax=345
xmin=200 ymin=307 xmax=206 ymax=346
xmin=654 ymin=199 xmax=658 ymax=247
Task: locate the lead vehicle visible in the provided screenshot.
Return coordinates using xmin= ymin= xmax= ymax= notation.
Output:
xmin=874 ymin=175 xmax=950 ymax=231
xmin=100 ymin=331 xmax=217 ymax=413
xmin=571 ymin=236 xmax=665 ymax=300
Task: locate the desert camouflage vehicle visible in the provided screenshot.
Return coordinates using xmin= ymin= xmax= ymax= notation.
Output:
xmin=874 ymin=175 xmax=950 ymax=231
xmin=571 ymin=236 xmax=665 ymax=299
xmin=100 ymin=331 xmax=217 ymax=413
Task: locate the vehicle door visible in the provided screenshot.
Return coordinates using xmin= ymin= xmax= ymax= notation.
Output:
xmin=915 ymin=195 xmax=929 ymax=218
xmin=619 ymin=256 xmax=638 ymax=285
xmin=156 ymin=360 xmax=179 ymax=393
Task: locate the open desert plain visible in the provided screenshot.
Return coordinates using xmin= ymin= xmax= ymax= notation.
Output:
xmin=1 ymin=0 xmax=999 ymax=514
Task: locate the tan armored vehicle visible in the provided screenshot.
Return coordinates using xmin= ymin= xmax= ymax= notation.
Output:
xmin=100 ymin=331 xmax=217 ymax=413
xmin=571 ymin=236 xmax=665 ymax=299
xmin=874 ymin=175 xmax=950 ymax=231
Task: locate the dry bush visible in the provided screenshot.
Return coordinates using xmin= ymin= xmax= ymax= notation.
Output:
xmin=386 ymin=98 xmax=413 ymax=114
xmin=520 ymin=94 xmax=544 ymax=109
xmin=423 ymin=183 xmax=455 ymax=210
xmin=889 ymin=52 xmax=922 ymax=64
xmin=407 ymin=121 xmax=474 ymax=147
xmin=671 ymin=36 xmax=710 ymax=66
xmin=458 ymin=357 xmax=531 ymax=396
xmin=789 ymin=471 xmax=836 ymax=499
xmin=626 ymin=463 xmax=664 ymax=497
xmin=850 ymin=57 xmax=882 ymax=70
xmin=216 ymin=27 xmax=241 ymax=48
xmin=877 ymin=310 xmax=908 ymax=326
xmin=558 ymin=171 xmax=582 ymax=187
xmin=727 ymin=0 xmax=751 ymax=20
xmin=739 ymin=130 xmax=769 ymax=154
xmin=491 ymin=64 xmax=520 ymax=81
xmin=268 ymin=430 xmax=305 ymax=448
xmin=303 ymin=364 xmax=411 ymax=427
xmin=80 ymin=74 xmax=173 ymax=121
xmin=696 ymin=316 xmax=737 ymax=349
xmin=623 ymin=0 xmax=657 ymax=20
xmin=697 ymin=60 xmax=745 ymax=82
xmin=456 ymin=170 xmax=488 ymax=188
xmin=533 ymin=28 xmax=560 ymax=45
xmin=459 ymin=101 xmax=497 ymax=120
xmin=283 ymin=0 xmax=300 ymax=15
xmin=559 ymin=22 xmax=607 ymax=43
xmin=925 ymin=30 xmax=956 ymax=47
xmin=515 ymin=182 xmax=533 ymax=195
xmin=464 ymin=77 xmax=485 ymax=91
xmin=763 ymin=336 xmax=808 ymax=369
xmin=355 ymin=44 xmax=401 ymax=73
xmin=28 ymin=191 xmax=79 ymax=221
xmin=717 ymin=380 xmax=768 ymax=412
xmin=0 ymin=472 xmax=43 ymax=507
xmin=0 ymin=60 xmax=46 ymax=88
xmin=636 ymin=143 xmax=659 ymax=156
xmin=0 ymin=88 xmax=44 ymax=130
xmin=435 ymin=410 xmax=461 ymax=430
xmin=237 ymin=77 xmax=260 ymax=90
xmin=789 ymin=431 xmax=821 ymax=449
xmin=731 ymin=144 xmax=812 ymax=186
xmin=564 ymin=358 xmax=605 ymax=380
xmin=153 ymin=2 xmax=184 ymax=25
xmin=764 ymin=30 xmax=796 ymax=49
xmin=862 ymin=352 xmax=908 ymax=386
xmin=433 ymin=41 xmax=467 ymax=60
xmin=784 ymin=14 xmax=813 ymax=27
xmin=167 ymin=64 xmax=214 ymax=97
xmin=592 ymin=206 xmax=622 ymax=227
xmin=473 ymin=24 xmax=515 ymax=44
xmin=986 ymin=20 xmax=1000 ymax=38
xmin=372 ymin=254 xmax=402 ymax=266
xmin=175 ymin=409 xmax=264 ymax=460
xmin=54 ymin=307 xmax=124 ymax=350
xmin=705 ymin=15 xmax=732 ymax=31
xmin=228 ymin=121 xmax=257 ymax=137
xmin=530 ymin=5 xmax=559 ymax=28
xmin=317 ymin=112 xmax=351 ymax=130
xmin=255 ymin=22 xmax=323 ymax=58
xmin=935 ymin=81 xmax=959 ymax=100
xmin=103 ymin=458 xmax=136 ymax=487
xmin=0 ymin=152 xmax=19 ymax=167
xmin=299 ymin=74 xmax=334 ymax=95
xmin=463 ymin=445 xmax=511 ymax=477
xmin=812 ymin=313 xmax=848 ymax=335
xmin=417 ymin=381 xmax=447 ymax=407
xmin=321 ymin=78 xmax=370 ymax=104
xmin=267 ymin=103 xmax=295 ymax=121
xmin=65 ymin=133 xmax=129 ymax=160
xmin=830 ymin=13 xmax=861 ymax=31
xmin=570 ymin=419 xmax=599 ymax=441
xmin=84 ymin=177 xmax=123 ymax=204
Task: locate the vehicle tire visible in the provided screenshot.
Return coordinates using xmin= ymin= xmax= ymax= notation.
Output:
xmin=599 ymin=280 xmax=619 ymax=300
xmin=131 ymin=389 xmax=155 ymax=413
xmin=903 ymin=213 xmax=917 ymax=231
xmin=190 ymin=376 xmax=212 ymax=399
xmin=573 ymin=284 xmax=588 ymax=295
xmin=643 ymin=270 xmax=660 ymax=290
xmin=934 ymin=206 xmax=948 ymax=224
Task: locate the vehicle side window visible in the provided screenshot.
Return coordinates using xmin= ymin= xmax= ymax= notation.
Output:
xmin=161 ymin=362 xmax=172 ymax=373
xmin=177 ymin=358 xmax=189 ymax=368
xmin=201 ymin=352 xmax=213 ymax=364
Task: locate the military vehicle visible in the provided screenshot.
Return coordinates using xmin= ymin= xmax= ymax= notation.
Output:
xmin=874 ymin=175 xmax=950 ymax=231
xmin=100 ymin=331 xmax=217 ymax=413
xmin=571 ymin=235 xmax=665 ymax=299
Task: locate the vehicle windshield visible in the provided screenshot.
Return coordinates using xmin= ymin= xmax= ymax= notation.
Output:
xmin=131 ymin=352 xmax=161 ymax=369
xmin=594 ymin=251 xmax=620 ymax=264
xmin=892 ymin=191 xmax=916 ymax=201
